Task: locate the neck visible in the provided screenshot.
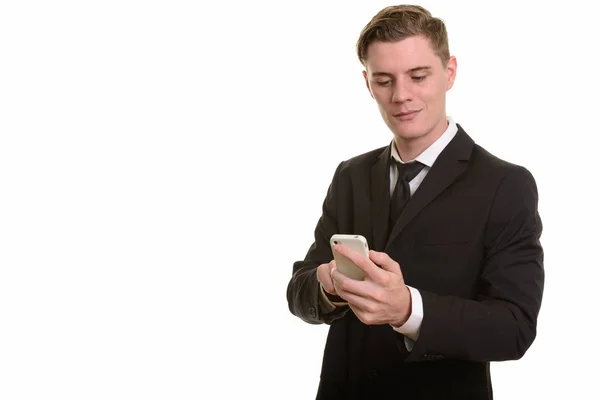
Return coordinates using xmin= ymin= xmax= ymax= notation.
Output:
xmin=393 ymin=117 xmax=448 ymax=161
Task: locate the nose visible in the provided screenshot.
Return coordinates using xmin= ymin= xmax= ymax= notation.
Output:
xmin=392 ymin=79 xmax=412 ymax=103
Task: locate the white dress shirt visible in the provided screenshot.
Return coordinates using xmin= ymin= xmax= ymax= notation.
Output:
xmin=320 ymin=116 xmax=458 ymax=351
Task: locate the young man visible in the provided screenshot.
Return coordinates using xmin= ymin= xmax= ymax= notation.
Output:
xmin=286 ymin=5 xmax=544 ymax=400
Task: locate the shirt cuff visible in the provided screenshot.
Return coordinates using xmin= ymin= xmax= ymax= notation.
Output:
xmin=319 ymin=284 xmax=348 ymax=308
xmin=390 ymin=286 xmax=423 ymax=342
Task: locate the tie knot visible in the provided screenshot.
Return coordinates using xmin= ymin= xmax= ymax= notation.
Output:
xmin=395 ymin=160 xmax=425 ymax=183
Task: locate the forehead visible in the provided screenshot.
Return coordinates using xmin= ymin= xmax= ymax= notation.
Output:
xmin=365 ymin=35 xmax=441 ymax=72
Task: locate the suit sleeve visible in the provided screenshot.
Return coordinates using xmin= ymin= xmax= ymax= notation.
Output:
xmin=405 ymin=166 xmax=544 ymax=362
xmin=286 ymin=162 xmax=350 ymax=325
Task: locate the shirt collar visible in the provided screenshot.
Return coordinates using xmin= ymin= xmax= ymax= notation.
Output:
xmin=391 ymin=116 xmax=458 ymax=167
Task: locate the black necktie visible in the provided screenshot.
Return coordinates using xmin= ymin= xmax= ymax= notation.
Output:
xmin=390 ymin=160 xmax=425 ymax=225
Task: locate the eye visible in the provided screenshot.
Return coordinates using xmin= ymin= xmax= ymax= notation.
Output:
xmin=376 ymin=80 xmax=392 ymax=87
xmin=412 ymin=75 xmax=426 ymax=82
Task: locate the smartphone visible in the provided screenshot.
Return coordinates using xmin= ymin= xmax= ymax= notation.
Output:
xmin=329 ymin=234 xmax=370 ymax=281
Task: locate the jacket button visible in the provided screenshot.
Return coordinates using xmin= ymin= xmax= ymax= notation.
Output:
xmin=309 ymin=307 xmax=317 ymax=318
xmin=368 ymin=369 xmax=378 ymax=380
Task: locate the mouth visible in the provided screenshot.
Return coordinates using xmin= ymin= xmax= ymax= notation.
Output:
xmin=393 ymin=110 xmax=421 ymax=121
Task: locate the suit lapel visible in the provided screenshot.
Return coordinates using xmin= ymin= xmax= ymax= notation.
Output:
xmin=370 ymin=145 xmax=392 ymax=251
xmin=385 ymin=126 xmax=475 ymax=249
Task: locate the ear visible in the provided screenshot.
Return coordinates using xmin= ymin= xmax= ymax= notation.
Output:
xmin=445 ymin=56 xmax=457 ymax=90
xmin=363 ymin=70 xmax=374 ymax=99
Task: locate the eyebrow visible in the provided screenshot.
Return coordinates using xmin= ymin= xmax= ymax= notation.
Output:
xmin=371 ymin=66 xmax=432 ymax=77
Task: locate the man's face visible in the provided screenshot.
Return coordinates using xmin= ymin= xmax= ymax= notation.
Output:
xmin=363 ymin=35 xmax=456 ymax=143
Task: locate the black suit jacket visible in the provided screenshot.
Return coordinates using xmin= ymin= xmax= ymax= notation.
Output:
xmin=286 ymin=125 xmax=544 ymax=399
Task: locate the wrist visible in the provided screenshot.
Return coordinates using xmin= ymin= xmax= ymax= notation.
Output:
xmin=390 ymin=286 xmax=412 ymax=327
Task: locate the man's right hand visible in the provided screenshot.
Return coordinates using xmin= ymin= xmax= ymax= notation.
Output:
xmin=317 ymin=260 xmax=339 ymax=296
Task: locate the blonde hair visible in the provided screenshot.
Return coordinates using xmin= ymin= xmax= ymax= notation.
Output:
xmin=356 ymin=5 xmax=450 ymax=66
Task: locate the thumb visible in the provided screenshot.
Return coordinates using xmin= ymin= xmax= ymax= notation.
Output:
xmin=369 ymin=250 xmax=401 ymax=273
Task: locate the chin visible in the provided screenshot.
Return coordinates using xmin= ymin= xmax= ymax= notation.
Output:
xmin=385 ymin=115 xmax=427 ymax=140
xmin=392 ymin=125 xmax=429 ymax=141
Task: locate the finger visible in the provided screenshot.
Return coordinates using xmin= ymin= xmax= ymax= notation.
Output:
xmin=325 ymin=261 xmax=339 ymax=295
xmin=322 ymin=282 xmax=337 ymax=296
xmin=331 ymin=266 xmax=371 ymax=297
xmin=333 ymin=244 xmax=385 ymax=281
xmin=317 ymin=262 xmax=337 ymax=294
xmin=369 ymin=250 xmax=401 ymax=274
xmin=335 ymin=287 xmax=371 ymax=310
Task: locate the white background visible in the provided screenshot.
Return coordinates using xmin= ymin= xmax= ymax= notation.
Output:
xmin=1 ymin=0 xmax=598 ymax=399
